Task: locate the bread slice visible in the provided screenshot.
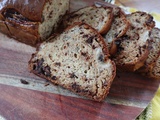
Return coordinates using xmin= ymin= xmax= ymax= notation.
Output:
xmin=137 ymin=28 xmax=160 ymax=73
xmin=150 ymin=55 xmax=160 ymax=79
xmin=103 ymin=7 xmax=130 ymax=55
xmin=0 ymin=0 xmax=69 ymax=46
xmin=29 ymin=23 xmax=116 ymax=101
xmin=62 ymin=5 xmax=113 ymax=34
xmin=113 ymin=11 xmax=155 ymax=71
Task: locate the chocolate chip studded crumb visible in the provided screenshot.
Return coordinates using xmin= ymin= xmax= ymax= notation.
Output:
xmin=29 ymin=23 xmax=116 ymax=101
xmin=20 ymin=79 xmax=29 ymax=85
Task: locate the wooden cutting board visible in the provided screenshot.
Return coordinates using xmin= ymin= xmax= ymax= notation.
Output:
xmin=0 ymin=0 xmax=160 ymax=120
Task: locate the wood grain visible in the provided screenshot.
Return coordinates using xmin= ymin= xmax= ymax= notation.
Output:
xmin=0 ymin=84 xmax=142 ymax=120
xmin=0 ymin=0 xmax=160 ymax=120
xmin=0 ymin=34 xmax=160 ymax=120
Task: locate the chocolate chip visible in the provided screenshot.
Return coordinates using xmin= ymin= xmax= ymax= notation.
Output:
xmin=52 ymin=76 xmax=57 ymax=80
xmin=20 ymin=79 xmax=29 ymax=85
xmin=140 ymin=13 xmax=145 ymax=16
xmin=92 ymin=45 xmax=96 ymax=49
xmin=114 ymin=33 xmax=118 ymax=37
xmin=55 ymin=62 xmax=61 ymax=66
xmin=142 ymin=45 xmax=147 ymax=49
xmin=86 ymin=36 xmax=94 ymax=44
xmin=43 ymin=66 xmax=51 ymax=77
xmin=69 ymin=73 xmax=78 ymax=79
xmin=34 ymin=58 xmax=44 ymax=74
xmin=49 ymin=11 xmax=53 ymax=18
xmin=70 ymin=14 xmax=79 ymax=18
xmin=38 ymin=58 xmax=44 ymax=67
xmin=81 ymin=52 xmax=87 ymax=56
xmin=72 ymin=83 xmax=81 ymax=93
xmin=98 ymin=54 xmax=104 ymax=62
xmin=83 ymin=34 xmax=89 ymax=38
xmin=123 ymin=35 xmax=130 ymax=40
xmin=146 ymin=16 xmax=153 ymax=26
xmin=84 ymin=70 xmax=87 ymax=73
xmin=74 ymin=54 xmax=77 ymax=58
xmin=80 ymin=32 xmax=84 ymax=34
xmin=136 ymin=19 xmax=140 ymax=23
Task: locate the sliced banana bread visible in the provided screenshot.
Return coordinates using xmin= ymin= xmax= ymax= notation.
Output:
xmin=138 ymin=28 xmax=160 ymax=73
xmin=29 ymin=23 xmax=116 ymax=101
xmin=103 ymin=7 xmax=130 ymax=55
xmin=62 ymin=5 xmax=113 ymax=34
xmin=150 ymin=55 xmax=160 ymax=80
xmin=113 ymin=12 xmax=155 ymax=71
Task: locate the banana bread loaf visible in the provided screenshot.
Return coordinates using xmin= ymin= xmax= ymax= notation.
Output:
xmin=0 ymin=0 xmax=69 ymax=46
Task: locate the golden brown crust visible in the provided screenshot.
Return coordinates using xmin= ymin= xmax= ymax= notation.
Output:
xmin=99 ymin=7 xmax=113 ymax=34
xmin=116 ymin=48 xmax=149 ymax=72
xmin=108 ymin=7 xmax=130 ymax=56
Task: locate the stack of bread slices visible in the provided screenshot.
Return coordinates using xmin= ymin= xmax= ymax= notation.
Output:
xmin=28 ymin=4 xmax=160 ymax=101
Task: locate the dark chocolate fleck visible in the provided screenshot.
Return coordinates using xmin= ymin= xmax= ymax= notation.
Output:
xmin=34 ymin=58 xmax=44 ymax=74
xmin=83 ymin=34 xmax=89 ymax=38
xmin=142 ymin=45 xmax=147 ymax=49
xmin=80 ymin=32 xmax=84 ymax=34
xmin=146 ymin=16 xmax=154 ymax=26
xmin=86 ymin=36 xmax=94 ymax=44
xmin=42 ymin=66 xmax=51 ymax=77
xmin=20 ymin=79 xmax=29 ymax=85
xmin=70 ymin=73 xmax=78 ymax=79
xmin=52 ymin=76 xmax=57 ymax=80
xmin=81 ymin=52 xmax=87 ymax=56
xmin=70 ymin=14 xmax=79 ymax=18
xmin=72 ymin=83 xmax=81 ymax=93
xmin=92 ymin=45 xmax=96 ymax=49
xmin=55 ymin=62 xmax=61 ymax=66
xmin=98 ymin=54 xmax=104 ymax=62
xmin=74 ymin=54 xmax=77 ymax=58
